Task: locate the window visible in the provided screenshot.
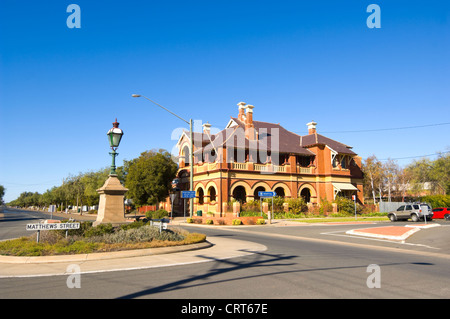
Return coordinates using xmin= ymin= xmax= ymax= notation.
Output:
xmin=397 ymin=206 xmax=405 ymax=211
xmin=405 ymin=205 xmax=412 ymax=210
xmin=340 ymin=155 xmax=347 ymax=169
xmin=208 ymin=187 xmax=216 ymax=202
xmin=332 ymin=156 xmax=338 ymax=168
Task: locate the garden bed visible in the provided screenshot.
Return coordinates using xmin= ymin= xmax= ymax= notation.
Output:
xmin=0 ymin=221 xmax=206 ymax=257
xmin=188 ymin=213 xmax=264 ymax=225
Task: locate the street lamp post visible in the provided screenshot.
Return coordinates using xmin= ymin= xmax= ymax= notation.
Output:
xmin=106 ymin=118 xmax=124 ymax=175
xmin=94 ymin=119 xmax=128 ymax=226
xmin=132 ymin=94 xmax=194 ymax=217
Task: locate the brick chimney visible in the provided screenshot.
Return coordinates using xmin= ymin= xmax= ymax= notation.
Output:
xmin=307 ymin=121 xmax=317 ymax=135
xmin=203 ymin=122 xmax=211 ymax=135
xmin=237 ymin=102 xmax=246 ymax=121
xmin=245 ymin=105 xmax=255 ymax=140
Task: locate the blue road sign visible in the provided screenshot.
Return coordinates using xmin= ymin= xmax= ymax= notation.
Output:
xmin=181 ymin=191 xmax=196 ymax=198
xmin=258 ymin=191 xmax=276 ymax=198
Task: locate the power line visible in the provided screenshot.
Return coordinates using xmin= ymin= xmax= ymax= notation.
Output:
xmin=320 ymin=122 xmax=450 ymax=134
xmin=379 ymin=151 xmax=450 ymax=161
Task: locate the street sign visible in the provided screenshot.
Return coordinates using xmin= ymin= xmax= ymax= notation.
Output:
xmin=258 ymin=191 xmax=276 ymax=198
xmin=26 ymin=223 xmax=80 ymax=231
xmin=181 ymin=191 xmax=196 ymax=198
xmin=150 ymin=218 xmax=169 ymax=233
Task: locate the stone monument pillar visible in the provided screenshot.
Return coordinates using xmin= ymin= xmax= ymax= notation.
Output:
xmin=94 ymin=175 xmax=128 ymax=226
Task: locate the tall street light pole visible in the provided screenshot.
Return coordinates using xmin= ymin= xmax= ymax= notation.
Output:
xmin=132 ymin=94 xmax=194 ymax=217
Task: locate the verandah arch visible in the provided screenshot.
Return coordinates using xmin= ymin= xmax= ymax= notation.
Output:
xmin=298 ymin=183 xmax=317 ymax=204
xmin=229 ymin=181 xmax=251 ymax=203
xmin=251 ymin=181 xmax=271 ymax=201
xmin=205 ymin=181 xmax=218 ymax=203
xmin=272 ymin=182 xmax=291 ymax=198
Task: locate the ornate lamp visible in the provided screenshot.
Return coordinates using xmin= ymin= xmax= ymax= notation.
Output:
xmin=106 ymin=119 xmax=123 ymax=175
xmin=94 ymin=119 xmax=128 ymax=226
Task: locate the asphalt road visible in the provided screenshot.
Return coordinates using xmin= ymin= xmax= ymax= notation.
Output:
xmin=1 ymin=209 xmax=449 ymax=301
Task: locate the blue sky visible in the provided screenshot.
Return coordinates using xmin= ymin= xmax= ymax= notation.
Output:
xmin=1 ymin=0 xmax=449 ymax=203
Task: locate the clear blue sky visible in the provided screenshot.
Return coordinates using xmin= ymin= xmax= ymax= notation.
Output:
xmin=1 ymin=0 xmax=449 ymax=203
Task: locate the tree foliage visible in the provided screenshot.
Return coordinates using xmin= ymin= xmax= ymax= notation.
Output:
xmin=8 ymin=150 xmax=177 ymax=210
xmin=363 ymin=150 xmax=449 ymax=203
xmin=125 ymin=149 xmax=178 ymax=206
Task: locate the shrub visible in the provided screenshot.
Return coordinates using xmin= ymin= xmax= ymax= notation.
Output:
xmin=333 ymin=196 xmax=363 ymax=215
xmin=232 ymin=219 xmax=242 ymax=225
xmin=84 ymin=223 xmax=115 ymax=238
xmin=96 ymin=225 xmax=185 ymax=244
xmin=186 ymin=218 xmax=194 ymax=223
xmin=286 ymin=198 xmax=308 ymax=214
xmin=256 ymin=219 xmax=265 ymax=225
xmin=206 ymin=219 xmax=213 ymax=224
xmin=120 ymin=220 xmax=148 ymax=231
xmin=420 ymin=195 xmax=450 ymax=208
xmin=145 ymin=209 xmax=169 ymax=220
xmin=263 ymin=196 xmax=285 ymax=212
xmin=242 ymin=200 xmax=260 ymax=212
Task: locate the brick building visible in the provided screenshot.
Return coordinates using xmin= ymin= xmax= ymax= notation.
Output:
xmin=170 ymin=102 xmax=364 ymax=215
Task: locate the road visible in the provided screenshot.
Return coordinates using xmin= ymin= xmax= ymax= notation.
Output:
xmin=1 ymin=208 xmax=449 ymax=302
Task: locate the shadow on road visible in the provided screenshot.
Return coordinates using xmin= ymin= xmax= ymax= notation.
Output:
xmin=116 ymin=249 xmax=433 ymax=299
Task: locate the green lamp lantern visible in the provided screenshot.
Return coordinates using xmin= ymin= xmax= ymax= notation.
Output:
xmin=106 ymin=118 xmax=123 ymax=175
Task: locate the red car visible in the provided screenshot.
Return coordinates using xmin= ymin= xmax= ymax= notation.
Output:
xmin=431 ymin=207 xmax=450 ymax=219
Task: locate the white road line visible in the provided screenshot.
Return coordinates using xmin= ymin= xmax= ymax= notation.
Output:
xmin=320 ymin=230 xmax=440 ymax=250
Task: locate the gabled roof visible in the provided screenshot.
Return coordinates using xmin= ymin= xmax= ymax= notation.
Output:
xmin=182 ymin=114 xmax=356 ymax=157
xmin=301 ymin=133 xmax=356 ymax=155
xmin=193 ymin=118 xmax=314 ymax=156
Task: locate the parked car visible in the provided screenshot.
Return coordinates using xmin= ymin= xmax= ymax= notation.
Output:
xmin=431 ymin=207 xmax=450 ymax=219
xmin=388 ymin=203 xmax=433 ymax=222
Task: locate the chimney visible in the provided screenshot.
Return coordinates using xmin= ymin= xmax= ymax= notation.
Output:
xmin=307 ymin=121 xmax=317 ymax=135
xmin=237 ymin=102 xmax=246 ymax=121
xmin=245 ymin=105 xmax=255 ymax=140
xmin=203 ymin=122 xmax=211 ymax=135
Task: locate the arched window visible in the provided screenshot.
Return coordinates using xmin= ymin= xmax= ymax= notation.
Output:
xmin=232 ymin=186 xmax=247 ymax=203
xmin=274 ymin=187 xmax=285 ymax=198
xmin=300 ymin=188 xmax=311 ymax=203
xmin=208 ymin=186 xmax=216 ymax=202
xmin=197 ymin=188 xmax=204 ymax=205
xmin=182 ymin=145 xmax=190 ymax=164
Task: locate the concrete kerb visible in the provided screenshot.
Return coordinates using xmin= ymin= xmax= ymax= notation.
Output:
xmin=0 ymin=241 xmax=213 ymax=264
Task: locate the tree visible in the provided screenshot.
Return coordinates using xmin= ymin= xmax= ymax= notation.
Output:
xmin=0 ymin=185 xmax=5 ymax=205
xmin=383 ymin=158 xmax=400 ymax=202
xmin=125 ymin=149 xmax=178 ymax=206
xmin=362 ymin=155 xmax=382 ymax=203
xmin=405 ymin=151 xmax=450 ymax=195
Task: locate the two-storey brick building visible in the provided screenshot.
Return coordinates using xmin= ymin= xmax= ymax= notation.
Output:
xmin=171 ymin=102 xmax=363 ymax=215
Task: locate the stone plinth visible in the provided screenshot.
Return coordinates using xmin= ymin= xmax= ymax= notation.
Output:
xmin=94 ymin=175 xmax=128 ymax=227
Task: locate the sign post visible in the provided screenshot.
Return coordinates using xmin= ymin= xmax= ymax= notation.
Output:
xmin=352 ymin=194 xmax=357 ymax=220
xmin=259 ymin=191 xmax=275 ymax=224
xmin=26 ymin=222 xmax=81 ymax=243
xmin=169 ymin=193 xmax=176 ymax=221
xmin=181 ymin=191 xmax=196 ymax=220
